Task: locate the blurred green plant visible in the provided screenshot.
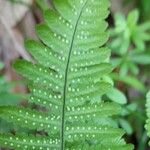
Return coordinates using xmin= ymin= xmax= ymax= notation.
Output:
xmin=107 ymin=9 xmax=150 ymax=150
xmin=0 ymin=62 xmax=26 ymax=106
xmin=145 ymin=91 xmax=150 ymax=145
xmin=106 ymin=9 xmax=150 ymax=107
xmin=110 ymin=9 xmax=150 ymax=77
xmin=35 ymin=0 xmax=50 ymax=11
xmin=0 ymin=61 xmax=26 ymax=133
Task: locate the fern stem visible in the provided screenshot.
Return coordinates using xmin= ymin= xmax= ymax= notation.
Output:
xmin=61 ymin=1 xmax=88 ymax=150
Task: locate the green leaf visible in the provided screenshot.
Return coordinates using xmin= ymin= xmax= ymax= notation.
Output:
xmin=127 ymin=9 xmax=139 ymax=28
xmin=145 ymin=91 xmax=150 ymax=145
xmin=119 ymin=118 xmax=133 ymax=135
xmin=111 ymin=73 xmax=146 ymax=92
xmin=0 ymin=93 xmax=25 ymax=106
xmin=120 ymin=63 xmax=129 ymax=76
xmin=107 ymin=88 xmax=127 ymax=104
xmin=36 ymin=0 xmax=50 ymax=11
xmin=130 ymin=54 xmax=150 ymax=65
xmin=128 ymin=62 xmax=139 ymax=75
xmin=138 ymin=21 xmax=150 ymax=31
xmin=0 ymin=77 xmax=26 ymax=106
xmin=66 ymin=102 xmax=121 ymax=122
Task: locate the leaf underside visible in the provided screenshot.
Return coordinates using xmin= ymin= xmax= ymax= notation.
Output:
xmin=0 ymin=0 xmax=133 ymax=149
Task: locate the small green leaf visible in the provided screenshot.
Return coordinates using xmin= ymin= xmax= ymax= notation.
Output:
xmin=120 ymin=63 xmax=129 ymax=76
xmin=106 ymin=88 xmax=127 ymax=104
xmin=36 ymin=0 xmax=50 ymax=11
xmin=127 ymin=9 xmax=139 ymax=28
xmin=119 ymin=118 xmax=133 ymax=135
xmin=111 ymin=73 xmax=146 ymax=92
xmin=128 ymin=62 xmax=139 ymax=75
xmin=130 ymin=54 xmax=150 ymax=65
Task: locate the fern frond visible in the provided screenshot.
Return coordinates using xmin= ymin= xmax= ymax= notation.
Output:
xmin=0 ymin=0 xmax=133 ymax=149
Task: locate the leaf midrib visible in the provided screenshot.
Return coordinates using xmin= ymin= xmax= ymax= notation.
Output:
xmin=61 ymin=1 xmax=88 ymax=150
